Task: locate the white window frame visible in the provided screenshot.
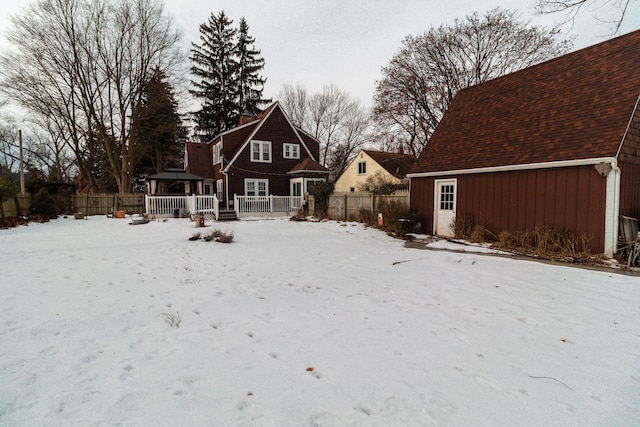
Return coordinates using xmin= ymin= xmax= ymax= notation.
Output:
xmin=212 ymin=142 xmax=222 ymax=165
xmin=251 ymin=140 xmax=271 ymax=163
xmin=304 ymin=178 xmax=325 ymax=194
xmin=358 ymin=161 xmax=366 ymax=175
xmin=283 ymin=143 xmax=300 ymax=159
xmin=216 ymin=180 xmax=223 ymax=200
xmin=245 ymin=179 xmax=269 ymax=197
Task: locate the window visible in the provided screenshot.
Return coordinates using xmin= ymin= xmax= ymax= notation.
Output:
xmin=350 ymin=187 xmax=355 ymax=192
xmin=305 ymin=179 xmax=324 ymax=194
xmin=292 ymin=181 xmax=302 ymax=197
xmin=245 ymin=179 xmax=268 ymax=197
xmin=358 ymin=161 xmax=366 ymax=175
xmin=251 ymin=140 xmax=271 ymax=163
xmin=216 ymin=180 xmax=223 ymax=200
xmin=283 ymin=143 xmax=300 ymax=159
xmin=439 ymin=184 xmax=455 ymax=210
xmin=204 ymin=184 xmax=211 ymax=195
xmin=212 ymin=143 xmax=222 ymax=165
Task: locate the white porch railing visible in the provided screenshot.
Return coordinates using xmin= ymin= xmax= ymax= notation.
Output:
xmin=234 ymin=195 xmax=304 ymax=215
xmin=145 ymin=195 xmax=219 ymax=220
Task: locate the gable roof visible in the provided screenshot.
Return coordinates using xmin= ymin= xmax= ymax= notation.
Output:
xmin=185 ymin=142 xmax=215 ymax=179
xmin=364 ymin=150 xmax=417 ymax=179
xmin=411 ymin=30 xmax=640 ymax=175
xmin=222 ymin=102 xmax=321 ymax=172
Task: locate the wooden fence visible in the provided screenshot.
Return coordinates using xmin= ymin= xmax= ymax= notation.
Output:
xmin=311 ymin=190 xmax=410 ymax=221
xmin=71 ymin=193 xmax=146 ymax=215
xmin=1 ymin=193 xmax=148 ymax=217
xmin=1 ymin=194 xmax=31 ymax=217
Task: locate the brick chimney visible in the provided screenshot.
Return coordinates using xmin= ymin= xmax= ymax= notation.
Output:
xmin=397 ymin=145 xmax=404 ymax=154
xmin=239 ymin=114 xmax=255 ymax=125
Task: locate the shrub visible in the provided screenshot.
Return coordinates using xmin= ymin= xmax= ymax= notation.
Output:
xmin=357 ymin=171 xmax=406 ymax=195
xmin=216 ymin=231 xmax=234 ymax=243
xmin=30 ymin=187 xmax=58 ymax=218
xmin=357 ymin=208 xmax=374 ymax=225
xmin=311 ymin=181 xmax=334 ymax=217
xmin=375 ymin=198 xmax=413 ymax=238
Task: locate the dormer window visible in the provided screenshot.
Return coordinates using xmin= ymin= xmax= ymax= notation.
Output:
xmin=283 ymin=143 xmax=300 ymax=159
xmin=251 ymin=140 xmax=271 ymax=163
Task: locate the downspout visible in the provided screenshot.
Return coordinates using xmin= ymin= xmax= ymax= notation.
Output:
xmin=221 ymin=152 xmax=230 ymax=211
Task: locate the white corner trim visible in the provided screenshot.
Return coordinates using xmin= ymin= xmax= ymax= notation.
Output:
xmin=604 ymin=160 xmax=621 ymax=257
xmin=407 ymin=157 xmax=618 ymax=178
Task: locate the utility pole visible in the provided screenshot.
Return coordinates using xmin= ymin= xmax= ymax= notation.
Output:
xmin=19 ymin=129 xmax=25 ymax=194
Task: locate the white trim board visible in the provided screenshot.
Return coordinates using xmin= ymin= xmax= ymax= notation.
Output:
xmin=407 ymin=157 xmax=617 ymax=178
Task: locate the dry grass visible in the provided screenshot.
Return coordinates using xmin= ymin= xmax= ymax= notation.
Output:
xmin=451 ymin=214 xmax=604 ymax=265
xmin=493 ymin=226 xmax=603 ymax=264
xmin=202 ymin=229 xmax=234 ymax=243
xmin=452 ymin=213 xmax=492 ymax=243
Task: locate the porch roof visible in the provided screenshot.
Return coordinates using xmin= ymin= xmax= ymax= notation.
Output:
xmin=146 ymin=168 xmax=205 ymax=182
xmin=287 ymin=158 xmax=329 ymax=176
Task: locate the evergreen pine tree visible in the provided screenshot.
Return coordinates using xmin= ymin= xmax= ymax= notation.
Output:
xmin=190 ymin=13 xmax=268 ymax=140
xmin=190 ymin=11 xmax=239 ymax=141
xmin=236 ymin=18 xmax=269 ymax=116
xmin=133 ymin=67 xmax=185 ymax=176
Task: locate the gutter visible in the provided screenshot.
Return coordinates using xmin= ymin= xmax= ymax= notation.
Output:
xmin=407 ymin=157 xmax=618 ymax=178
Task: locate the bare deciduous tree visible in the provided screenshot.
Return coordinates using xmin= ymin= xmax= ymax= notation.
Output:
xmin=534 ymin=0 xmax=636 ymax=33
xmin=0 ymin=0 xmax=182 ymax=193
xmin=279 ymin=83 xmax=371 ymax=180
xmin=373 ymin=8 xmax=572 ymax=157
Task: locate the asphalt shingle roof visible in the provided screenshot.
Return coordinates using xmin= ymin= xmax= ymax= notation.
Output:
xmin=412 ymin=30 xmax=640 ymax=174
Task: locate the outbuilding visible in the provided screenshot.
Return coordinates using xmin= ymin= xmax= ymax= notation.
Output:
xmin=408 ymin=30 xmax=640 ymax=256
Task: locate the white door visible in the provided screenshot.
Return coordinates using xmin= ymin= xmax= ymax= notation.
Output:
xmin=290 ymin=179 xmax=303 ymax=208
xmin=434 ymin=179 xmax=457 ymax=237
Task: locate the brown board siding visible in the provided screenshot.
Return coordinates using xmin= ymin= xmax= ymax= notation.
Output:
xmin=410 ymin=165 xmax=607 ymax=253
xmin=619 ymin=160 xmax=640 ymax=218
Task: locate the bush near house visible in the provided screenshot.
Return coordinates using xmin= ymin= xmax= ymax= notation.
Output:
xmin=30 ymin=187 xmax=58 ymax=219
xmin=311 ymin=181 xmax=334 ymax=218
xmin=356 ymin=198 xmax=414 ymax=238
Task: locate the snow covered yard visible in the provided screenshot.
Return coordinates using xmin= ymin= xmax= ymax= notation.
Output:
xmin=1 ymin=216 xmax=639 ymax=426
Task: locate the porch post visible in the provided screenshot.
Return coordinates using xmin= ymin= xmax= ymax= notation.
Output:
xmin=234 ymin=194 xmax=239 ymax=217
xmin=270 ymin=195 xmax=274 ymax=213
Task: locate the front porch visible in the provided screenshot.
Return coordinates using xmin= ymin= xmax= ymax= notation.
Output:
xmin=145 ymin=194 xmax=304 ymax=220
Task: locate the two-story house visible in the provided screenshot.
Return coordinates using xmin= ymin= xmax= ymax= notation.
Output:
xmin=185 ymin=102 xmax=329 ymax=210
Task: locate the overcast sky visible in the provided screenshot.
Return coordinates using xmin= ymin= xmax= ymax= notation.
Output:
xmin=1 ymin=0 xmax=638 ymax=109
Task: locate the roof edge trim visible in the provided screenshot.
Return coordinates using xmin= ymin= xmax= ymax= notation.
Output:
xmin=615 ymin=93 xmax=640 ymax=159
xmin=407 ymin=157 xmax=617 ymax=178
xmin=286 ymin=170 xmax=330 ymax=175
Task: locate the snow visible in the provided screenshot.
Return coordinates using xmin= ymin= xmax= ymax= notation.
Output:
xmin=1 ymin=216 xmax=639 ymax=426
